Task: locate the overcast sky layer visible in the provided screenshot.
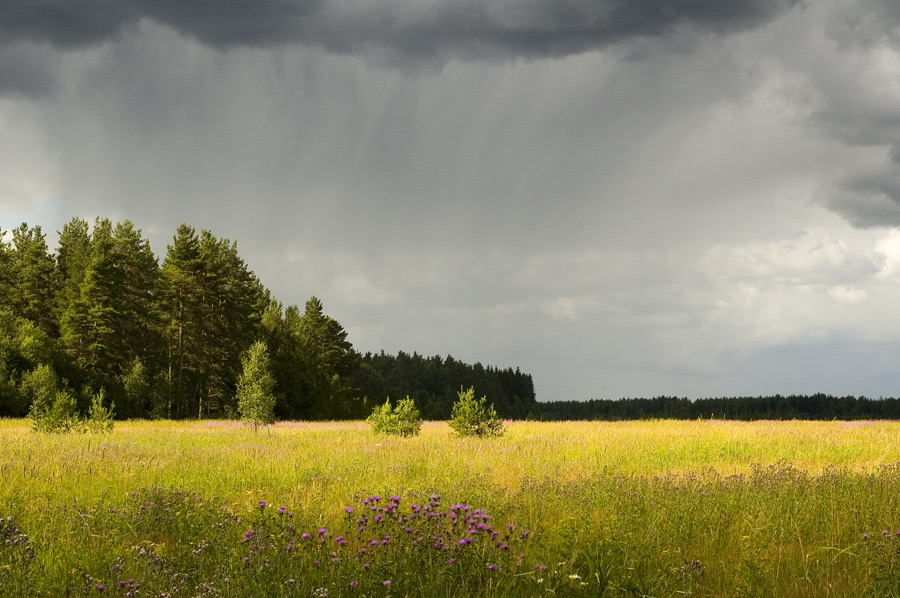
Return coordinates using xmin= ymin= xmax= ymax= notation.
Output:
xmin=3 ymin=0 xmax=900 ymax=401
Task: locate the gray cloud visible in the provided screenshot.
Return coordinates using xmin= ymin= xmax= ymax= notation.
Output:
xmin=2 ymin=0 xmax=801 ymax=58
xmin=8 ymin=0 xmax=900 ymax=401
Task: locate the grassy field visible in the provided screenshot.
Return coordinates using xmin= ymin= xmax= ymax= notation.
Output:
xmin=3 ymin=418 xmax=900 ymax=596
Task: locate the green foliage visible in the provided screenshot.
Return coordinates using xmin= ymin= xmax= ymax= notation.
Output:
xmin=22 ymin=364 xmax=59 ymax=422
xmin=10 ymin=224 xmax=56 ymax=336
xmin=237 ymin=341 xmax=276 ymax=431
xmin=298 ymin=296 xmax=361 ymax=419
xmin=449 ymin=386 xmax=505 ymax=437
xmin=367 ymin=396 xmax=423 ymax=437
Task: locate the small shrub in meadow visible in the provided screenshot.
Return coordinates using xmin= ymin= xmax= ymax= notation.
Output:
xmin=366 ymin=396 xmax=422 ymax=437
xmin=84 ymin=389 xmax=115 ymax=433
xmin=449 ymin=386 xmax=504 ymax=437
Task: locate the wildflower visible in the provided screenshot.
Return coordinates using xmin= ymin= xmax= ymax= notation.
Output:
xmin=383 ymin=580 xmax=391 ymax=586
xmin=350 ymin=581 xmax=358 ymax=587
xmin=301 ymin=533 xmax=311 ymax=540
xmin=318 ymin=527 xmax=328 ymax=536
xmin=488 ymin=564 xmax=498 ymax=571
xmin=258 ymin=501 xmax=267 ymax=509
xmin=457 ymin=537 xmax=473 ymax=546
xmin=520 ymin=530 xmax=532 ymax=539
xmin=242 ymin=557 xmax=250 ymax=565
xmin=448 ymin=558 xmax=456 ymax=565
xmin=345 ymin=507 xmax=354 ymax=515
xmin=278 ymin=506 xmax=287 ymax=514
xmin=569 ymin=574 xmax=581 ymax=580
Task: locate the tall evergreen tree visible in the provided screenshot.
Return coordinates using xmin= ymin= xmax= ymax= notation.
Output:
xmin=161 ymin=225 xmax=265 ymax=418
xmin=160 ymin=224 xmax=205 ymax=419
xmin=10 ymin=224 xmax=56 ymax=335
xmin=298 ymin=296 xmax=360 ymax=418
xmin=60 ymin=218 xmax=118 ymax=381
xmin=55 ymin=218 xmax=92 ymax=324
xmin=195 ymin=231 xmax=266 ymax=418
xmin=112 ymin=220 xmax=163 ymax=372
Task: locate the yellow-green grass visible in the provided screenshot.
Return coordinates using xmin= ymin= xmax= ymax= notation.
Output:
xmin=3 ymin=418 xmax=900 ymax=596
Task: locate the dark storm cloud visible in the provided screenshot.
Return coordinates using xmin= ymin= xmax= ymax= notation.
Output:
xmin=1 ymin=0 xmax=801 ymax=60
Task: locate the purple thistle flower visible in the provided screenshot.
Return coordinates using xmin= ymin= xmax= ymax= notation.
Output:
xmin=345 ymin=507 xmax=354 ymax=514
xmin=383 ymin=580 xmax=391 ymax=586
xmin=350 ymin=581 xmax=358 ymax=587
xmin=278 ymin=506 xmax=287 ymax=514
xmin=258 ymin=501 xmax=267 ymax=509
xmin=318 ymin=527 xmax=328 ymax=536
xmin=242 ymin=557 xmax=250 ymax=565
xmin=488 ymin=564 xmax=498 ymax=571
xmin=301 ymin=533 xmax=311 ymax=540
xmin=448 ymin=558 xmax=456 ymax=565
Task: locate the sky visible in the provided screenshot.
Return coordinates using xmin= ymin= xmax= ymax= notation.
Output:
xmin=2 ymin=0 xmax=900 ymax=402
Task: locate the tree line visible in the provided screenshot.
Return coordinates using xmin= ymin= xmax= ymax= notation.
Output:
xmin=0 ymin=219 xmax=538 ymax=421
xmin=540 ymin=394 xmax=900 ymax=421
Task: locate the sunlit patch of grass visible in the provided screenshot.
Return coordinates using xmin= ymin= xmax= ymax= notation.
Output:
xmin=3 ymin=418 xmax=900 ymax=595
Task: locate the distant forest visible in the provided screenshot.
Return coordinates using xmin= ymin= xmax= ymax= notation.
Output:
xmin=540 ymin=395 xmax=900 ymax=421
xmin=0 ymin=219 xmax=537 ymax=421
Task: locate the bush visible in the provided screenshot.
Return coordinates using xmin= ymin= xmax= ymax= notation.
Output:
xmin=30 ymin=389 xmax=79 ymax=433
xmin=367 ymin=396 xmax=423 ymax=437
xmin=449 ymin=386 xmax=504 ymax=437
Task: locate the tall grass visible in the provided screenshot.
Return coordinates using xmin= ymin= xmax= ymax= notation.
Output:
xmin=3 ymin=418 xmax=900 ymax=595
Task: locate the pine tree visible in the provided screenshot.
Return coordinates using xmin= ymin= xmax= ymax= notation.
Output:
xmin=237 ymin=341 xmax=276 ymax=431
xmin=161 ymin=224 xmax=205 ymax=419
xmin=298 ymin=296 xmax=360 ymax=418
xmin=10 ymin=224 xmax=57 ymax=336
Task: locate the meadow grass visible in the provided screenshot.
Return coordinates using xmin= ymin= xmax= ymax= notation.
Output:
xmin=3 ymin=418 xmax=900 ymax=596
